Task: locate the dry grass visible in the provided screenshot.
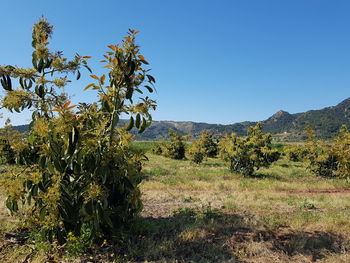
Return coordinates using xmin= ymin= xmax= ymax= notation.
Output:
xmin=136 ymin=154 xmax=350 ymax=262
xmin=0 ymin=152 xmax=350 ymax=262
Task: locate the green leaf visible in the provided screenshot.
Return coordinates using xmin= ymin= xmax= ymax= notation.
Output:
xmin=1 ymin=77 xmax=7 ymax=90
xmin=37 ymin=59 xmax=44 ymax=73
xmin=39 ymin=156 xmax=46 ymax=169
xmin=146 ymin=74 xmax=156 ymax=83
xmin=112 ymin=114 xmax=119 ymax=128
xmin=40 ymin=207 xmax=47 ymax=220
xmin=138 ymin=117 xmax=147 ymax=133
xmin=126 ymin=87 xmax=133 ymax=100
xmin=125 ymin=116 xmax=134 ymax=131
xmin=31 ymin=184 xmax=39 ymax=196
xmin=32 ymin=52 xmax=38 ymax=69
xmin=6 ymin=75 xmax=11 ymax=90
xmin=27 ymin=79 xmax=33 ymax=89
xmin=19 ymin=77 xmax=24 ymax=89
xmin=76 ymin=70 xmax=81 ymax=80
xmin=135 ymin=113 xmax=141 ymax=129
xmin=144 ymin=85 xmax=153 ymax=93
xmin=84 ymin=65 xmax=92 ymax=73
xmin=127 ymin=60 xmax=136 ymax=77
xmin=35 ymin=85 xmax=45 ymax=98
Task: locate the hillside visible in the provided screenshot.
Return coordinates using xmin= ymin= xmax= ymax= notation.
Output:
xmin=11 ymin=98 xmax=350 ymax=140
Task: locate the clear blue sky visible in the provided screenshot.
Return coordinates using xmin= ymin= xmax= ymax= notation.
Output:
xmin=1 ymin=0 xmax=350 ymax=126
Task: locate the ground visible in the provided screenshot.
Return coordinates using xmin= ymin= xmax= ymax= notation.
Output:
xmin=0 ymin=151 xmax=350 ymax=262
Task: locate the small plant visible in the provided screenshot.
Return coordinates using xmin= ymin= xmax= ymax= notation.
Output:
xmin=218 ymin=123 xmax=280 ymax=176
xmin=182 ymin=196 xmax=200 ymax=203
xmin=300 ymin=199 xmax=317 ymax=210
xmin=64 ymin=232 xmax=85 ymax=258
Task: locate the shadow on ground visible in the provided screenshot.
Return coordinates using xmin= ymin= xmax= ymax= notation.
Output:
xmin=110 ymin=208 xmax=349 ymax=262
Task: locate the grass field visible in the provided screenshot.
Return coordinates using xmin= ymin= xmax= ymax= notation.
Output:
xmin=0 ymin=142 xmax=350 ymax=262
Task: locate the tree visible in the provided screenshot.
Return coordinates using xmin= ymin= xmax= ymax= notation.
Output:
xmin=162 ymin=129 xmax=186 ymax=160
xmin=188 ymin=131 xmax=218 ymax=164
xmin=218 ymin=123 xmax=280 ymax=176
xmin=0 ymin=17 xmax=156 ymax=243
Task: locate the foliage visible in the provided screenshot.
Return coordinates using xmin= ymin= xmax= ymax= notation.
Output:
xmin=0 ymin=18 xmax=156 ymax=243
xmin=187 ymin=140 xmax=205 ymax=164
xmin=303 ymin=126 xmax=350 ymax=177
xmin=303 ymin=126 xmax=337 ymax=177
xmin=187 ymin=131 xmax=218 ymax=164
xmin=157 ymin=129 xmax=186 ymax=160
xmin=0 ymin=120 xmax=19 ymax=164
xmin=150 ymin=142 xmax=166 ymax=155
xmin=284 ymin=145 xmax=309 ymax=162
xmin=0 ymin=119 xmax=38 ymax=166
xmin=332 ymin=125 xmax=350 ymax=178
xmin=218 ymin=123 xmax=280 ymax=176
xmin=196 ymin=131 xmax=219 ymax=158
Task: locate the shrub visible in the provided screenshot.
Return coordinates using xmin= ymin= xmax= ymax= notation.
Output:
xmin=304 ymin=126 xmax=338 ymax=177
xmin=187 ymin=140 xmax=205 ymax=164
xmin=196 ymin=130 xmax=219 ymax=158
xmin=332 ymin=125 xmax=350 ymax=178
xmin=150 ymin=142 xmax=165 ymax=155
xmin=218 ymin=123 xmax=280 ymax=176
xmin=187 ymin=131 xmax=218 ymax=164
xmin=284 ymin=145 xmax=309 ymax=162
xmin=0 ymin=18 xmax=156 ymax=243
xmin=161 ymin=129 xmax=186 ymax=160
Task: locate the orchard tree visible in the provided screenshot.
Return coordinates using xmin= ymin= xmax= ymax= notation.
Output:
xmin=162 ymin=129 xmax=186 ymax=160
xmin=0 ymin=17 xmax=156 ymax=243
xmin=219 ymin=123 xmax=280 ymax=176
xmin=188 ymin=131 xmax=218 ymax=164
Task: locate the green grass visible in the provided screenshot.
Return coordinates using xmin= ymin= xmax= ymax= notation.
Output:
xmin=138 ymin=154 xmax=350 ymax=262
xmin=130 ymin=140 xmax=158 ymax=152
xmin=1 ymin=155 xmax=350 ymax=262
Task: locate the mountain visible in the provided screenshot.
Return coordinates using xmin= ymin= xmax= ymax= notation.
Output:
xmin=10 ymin=98 xmax=350 ymax=140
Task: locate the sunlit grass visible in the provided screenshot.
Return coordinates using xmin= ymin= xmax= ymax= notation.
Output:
xmin=1 ymin=150 xmax=350 ymax=262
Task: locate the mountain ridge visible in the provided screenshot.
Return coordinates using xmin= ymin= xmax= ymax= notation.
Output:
xmin=9 ymin=97 xmax=350 ymax=140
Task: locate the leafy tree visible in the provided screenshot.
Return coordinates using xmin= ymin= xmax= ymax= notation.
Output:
xmin=332 ymin=125 xmax=350 ymax=177
xmin=188 ymin=140 xmax=205 ymax=164
xmin=218 ymin=123 xmax=280 ymax=176
xmin=188 ymin=131 xmax=218 ymax=164
xmin=284 ymin=145 xmax=309 ymax=162
xmin=197 ymin=130 xmax=218 ymax=158
xmin=304 ymin=126 xmax=337 ymax=177
xmin=162 ymin=129 xmax=186 ymax=160
xmin=0 ymin=18 xmax=156 ymax=243
xmin=305 ymin=125 xmax=350 ymax=178
xmin=150 ymin=142 xmax=166 ymax=155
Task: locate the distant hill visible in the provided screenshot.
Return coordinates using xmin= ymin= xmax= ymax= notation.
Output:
xmin=11 ymin=98 xmax=350 ymax=140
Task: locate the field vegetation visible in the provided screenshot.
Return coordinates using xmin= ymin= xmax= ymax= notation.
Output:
xmin=1 ymin=140 xmax=350 ymax=262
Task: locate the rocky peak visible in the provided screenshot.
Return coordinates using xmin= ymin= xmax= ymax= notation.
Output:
xmin=270 ymin=110 xmax=291 ymax=120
